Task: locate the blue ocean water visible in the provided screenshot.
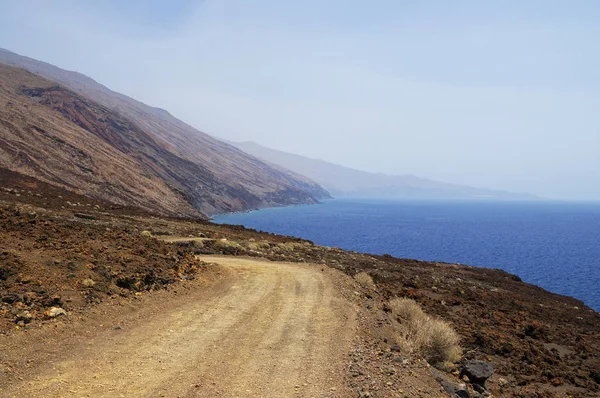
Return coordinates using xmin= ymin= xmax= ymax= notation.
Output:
xmin=213 ymin=199 xmax=600 ymax=311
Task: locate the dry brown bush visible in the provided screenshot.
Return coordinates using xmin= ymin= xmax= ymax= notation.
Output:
xmin=389 ymin=297 xmax=424 ymax=322
xmin=390 ymin=297 xmax=461 ymax=365
xmin=354 ymin=272 xmax=375 ymax=288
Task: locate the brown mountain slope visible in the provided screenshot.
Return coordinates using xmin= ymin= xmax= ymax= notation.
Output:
xmin=0 ymin=48 xmax=330 ymax=213
xmin=0 ymin=65 xmax=325 ymax=216
xmin=0 ymin=65 xmax=200 ymax=216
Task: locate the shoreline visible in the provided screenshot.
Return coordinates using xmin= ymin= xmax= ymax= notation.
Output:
xmin=210 ymin=198 xmax=600 ymax=313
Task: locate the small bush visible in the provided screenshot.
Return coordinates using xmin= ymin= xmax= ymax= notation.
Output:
xmin=389 ymin=297 xmax=424 ymax=322
xmin=390 ymin=297 xmax=461 ymax=365
xmin=82 ymin=278 xmax=96 ymax=288
xmin=355 ymin=272 xmax=375 ymax=288
xmin=421 ymin=318 xmax=462 ymax=364
xmin=140 ymin=230 xmax=152 ymax=237
xmin=277 ymin=242 xmax=298 ymax=252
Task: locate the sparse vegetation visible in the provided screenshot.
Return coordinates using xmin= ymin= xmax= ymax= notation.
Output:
xmin=82 ymin=278 xmax=96 ymax=288
xmin=389 ymin=297 xmax=461 ymax=366
xmin=246 ymin=241 xmax=271 ymax=252
xmin=389 ymin=297 xmax=423 ymax=322
xmin=140 ymin=230 xmax=152 ymax=237
xmin=276 ymin=242 xmax=302 ymax=252
xmin=354 ymin=272 xmax=375 ymax=288
xmin=213 ymin=238 xmax=245 ymax=255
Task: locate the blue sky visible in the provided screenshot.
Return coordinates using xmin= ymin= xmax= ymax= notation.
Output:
xmin=1 ymin=0 xmax=599 ymax=199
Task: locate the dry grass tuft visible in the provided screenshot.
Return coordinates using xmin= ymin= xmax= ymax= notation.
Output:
xmin=354 ymin=272 xmax=375 ymax=288
xmin=390 ymin=297 xmax=461 ymax=365
xmin=82 ymin=278 xmax=96 ymax=288
xmin=389 ymin=297 xmax=424 ymax=322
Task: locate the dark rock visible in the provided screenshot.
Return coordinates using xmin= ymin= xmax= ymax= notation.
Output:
xmin=473 ymin=383 xmax=487 ymax=394
xmin=390 ymin=344 xmax=401 ymax=352
xmin=74 ymin=213 xmax=97 ymax=220
xmin=456 ymin=389 xmax=471 ymax=398
xmin=431 ymin=368 xmax=470 ymax=398
xmin=461 ymin=360 xmax=494 ymax=387
xmin=15 ymin=310 xmax=33 ymax=324
xmin=590 ymin=370 xmax=600 ymax=385
xmin=2 ymin=293 xmax=22 ymax=304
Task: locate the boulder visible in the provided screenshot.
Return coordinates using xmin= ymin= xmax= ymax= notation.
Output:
xmin=45 ymin=307 xmax=67 ymax=319
xmin=461 ymin=360 xmax=494 ymax=387
xmin=432 ymin=368 xmax=471 ymax=398
xmin=15 ymin=310 xmax=33 ymax=324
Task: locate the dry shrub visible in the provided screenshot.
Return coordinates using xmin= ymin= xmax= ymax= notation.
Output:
xmin=276 ymin=241 xmax=307 ymax=252
xmin=422 ymin=318 xmax=462 ymax=364
xmin=213 ymin=238 xmax=245 ymax=254
xmin=389 ymin=297 xmax=424 ymax=322
xmin=390 ymin=297 xmax=461 ymax=365
xmin=193 ymin=239 xmax=205 ymax=249
xmin=355 ymin=272 xmax=375 ymax=288
xmin=82 ymin=278 xmax=96 ymax=288
xmin=246 ymin=241 xmax=271 ymax=252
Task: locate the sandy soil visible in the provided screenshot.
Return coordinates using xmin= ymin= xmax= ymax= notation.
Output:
xmin=0 ymin=257 xmax=356 ymax=398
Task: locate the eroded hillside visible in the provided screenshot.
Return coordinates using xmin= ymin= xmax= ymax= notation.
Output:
xmin=0 ymin=49 xmax=331 ymax=215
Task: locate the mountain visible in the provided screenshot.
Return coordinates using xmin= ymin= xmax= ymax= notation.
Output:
xmin=0 ymin=49 xmax=330 ymax=216
xmin=232 ymin=141 xmax=536 ymax=200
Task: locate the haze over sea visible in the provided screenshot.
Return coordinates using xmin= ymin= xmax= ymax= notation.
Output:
xmin=214 ymin=199 xmax=600 ymax=311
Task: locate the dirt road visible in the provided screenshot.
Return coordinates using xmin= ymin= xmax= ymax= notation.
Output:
xmin=1 ymin=257 xmax=356 ymax=397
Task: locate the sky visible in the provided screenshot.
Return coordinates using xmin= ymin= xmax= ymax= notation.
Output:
xmin=1 ymin=0 xmax=599 ymax=199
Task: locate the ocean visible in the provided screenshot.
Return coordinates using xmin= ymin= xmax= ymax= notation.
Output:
xmin=213 ymin=199 xmax=600 ymax=311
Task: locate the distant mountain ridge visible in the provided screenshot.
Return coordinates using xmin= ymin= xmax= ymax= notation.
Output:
xmin=0 ymin=49 xmax=330 ymax=216
xmin=232 ymin=141 xmax=536 ymax=200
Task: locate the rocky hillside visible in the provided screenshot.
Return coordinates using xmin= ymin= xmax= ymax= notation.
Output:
xmin=0 ymin=50 xmax=330 ymax=216
xmin=0 ymin=169 xmax=598 ymax=397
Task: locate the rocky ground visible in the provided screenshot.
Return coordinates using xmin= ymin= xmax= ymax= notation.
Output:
xmin=1 ymin=169 xmax=599 ymax=397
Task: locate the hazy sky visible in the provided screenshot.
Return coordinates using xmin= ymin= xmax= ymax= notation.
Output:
xmin=1 ymin=1 xmax=599 ymax=199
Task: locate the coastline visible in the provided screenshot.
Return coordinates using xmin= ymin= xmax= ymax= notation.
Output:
xmin=210 ymin=198 xmax=600 ymax=312
xmin=209 ymin=199 xmax=328 ymax=221
xmin=2 ymin=189 xmax=598 ymax=396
